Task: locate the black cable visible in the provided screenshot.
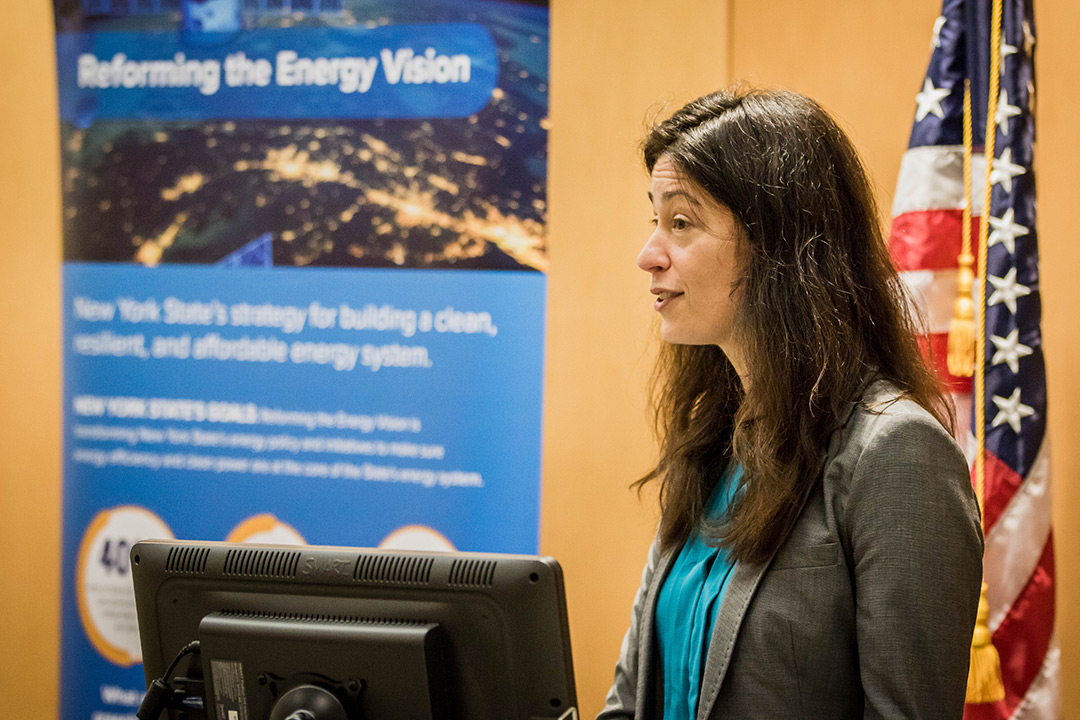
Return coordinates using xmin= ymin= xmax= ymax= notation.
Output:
xmin=164 ymin=641 xmax=201 ymax=679
xmin=136 ymin=641 xmax=201 ymax=720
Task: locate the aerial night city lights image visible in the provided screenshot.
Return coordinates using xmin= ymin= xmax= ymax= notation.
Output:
xmin=56 ymin=0 xmax=549 ymax=272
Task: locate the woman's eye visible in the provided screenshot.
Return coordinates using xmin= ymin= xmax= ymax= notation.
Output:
xmin=672 ymin=216 xmax=689 ymax=231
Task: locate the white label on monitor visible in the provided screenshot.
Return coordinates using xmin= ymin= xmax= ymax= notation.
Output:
xmin=211 ymin=659 xmax=249 ymax=720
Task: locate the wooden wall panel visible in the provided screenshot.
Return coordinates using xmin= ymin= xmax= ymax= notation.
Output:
xmin=543 ymin=1 xmax=730 ymax=714
xmin=0 ymin=5 xmax=62 ymax=719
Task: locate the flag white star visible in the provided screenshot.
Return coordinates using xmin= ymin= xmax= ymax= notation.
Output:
xmin=990 ymin=147 xmax=1026 ymax=193
xmin=1023 ymin=20 xmax=1036 ymax=57
xmin=991 ymin=387 xmax=1035 ymax=434
xmin=987 ymin=267 xmax=1032 ymax=314
xmin=990 ymin=329 xmax=1034 ymax=373
xmin=915 ymin=78 xmax=950 ymax=122
xmin=988 ymin=207 xmax=1029 ymax=254
xmin=1000 ymin=39 xmax=1019 ymax=65
xmin=932 ymin=16 xmax=947 ymax=48
xmin=995 ymin=89 xmax=1022 ymax=136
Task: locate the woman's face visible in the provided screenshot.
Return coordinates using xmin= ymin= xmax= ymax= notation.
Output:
xmin=638 ymin=154 xmax=745 ymax=356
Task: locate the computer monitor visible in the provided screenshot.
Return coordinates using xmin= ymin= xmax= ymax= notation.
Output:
xmin=131 ymin=539 xmax=577 ymax=720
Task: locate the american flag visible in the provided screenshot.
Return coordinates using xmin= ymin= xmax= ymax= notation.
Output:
xmin=887 ymin=0 xmax=1058 ymax=718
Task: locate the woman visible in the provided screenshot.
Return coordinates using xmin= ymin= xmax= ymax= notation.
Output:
xmin=599 ymin=87 xmax=983 ymax=719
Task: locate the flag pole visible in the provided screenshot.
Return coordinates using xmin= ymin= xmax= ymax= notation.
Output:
xmin=966 ymin=0 xmax=1007 ymax=704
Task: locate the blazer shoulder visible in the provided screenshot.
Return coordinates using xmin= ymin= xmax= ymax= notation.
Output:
xmin=823 ymin=381 xmax=973 ymax=520
xmin=831 ymin=381 xmax=962 ymax=467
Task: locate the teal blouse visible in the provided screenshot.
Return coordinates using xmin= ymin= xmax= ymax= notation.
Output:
xmin=655 ymin=464 xmax=742 ymax=720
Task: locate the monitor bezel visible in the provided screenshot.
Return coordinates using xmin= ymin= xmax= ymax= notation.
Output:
xmin=131 ymin=538 xmax=577 ymax=720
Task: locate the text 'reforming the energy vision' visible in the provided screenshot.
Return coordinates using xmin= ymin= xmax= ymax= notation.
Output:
xmin=78 ymin=47 xmax=474 ymax=96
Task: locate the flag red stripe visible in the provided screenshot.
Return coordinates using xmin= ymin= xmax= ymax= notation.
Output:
xmin=962 ymin=535 xmax=1056 ymax=719
xmin=980 ymin=449 xmax=1025 ymax=535
xmin=889 ymin=210 xmax=981 ymax=271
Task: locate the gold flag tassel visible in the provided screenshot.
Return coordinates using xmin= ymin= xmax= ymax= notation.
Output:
xmin=968 ymin=582 xmax=1004 ymax=701
xmin=966 ymin=0 xmax=1006 ymax=704
xmin=947 ymin=79 xmax=976 ymax=378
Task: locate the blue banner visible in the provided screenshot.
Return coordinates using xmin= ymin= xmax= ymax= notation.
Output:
xmin=54 ymin=0 xmax=549 ymax=717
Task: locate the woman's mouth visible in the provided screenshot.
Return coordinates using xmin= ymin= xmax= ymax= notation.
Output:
xmin=654 ymin=290 xmax=683 ymax=310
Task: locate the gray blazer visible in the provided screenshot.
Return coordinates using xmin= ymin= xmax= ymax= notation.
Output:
xmin=598 ymin=382 xmax=983 ymax=720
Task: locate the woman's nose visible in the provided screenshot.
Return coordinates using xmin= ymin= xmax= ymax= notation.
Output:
xmin=637 ymin=231 xmax=669 ymax=273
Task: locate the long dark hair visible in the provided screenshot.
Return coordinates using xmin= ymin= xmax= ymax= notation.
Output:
xmin=637 ymin=87 xmax=952 ymax=564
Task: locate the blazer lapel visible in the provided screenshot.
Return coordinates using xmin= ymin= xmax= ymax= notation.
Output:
xmin=694 ymin=557 xmax=774 ymax=720
xmin=635 ymin=546 xmax=678 ymax=719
